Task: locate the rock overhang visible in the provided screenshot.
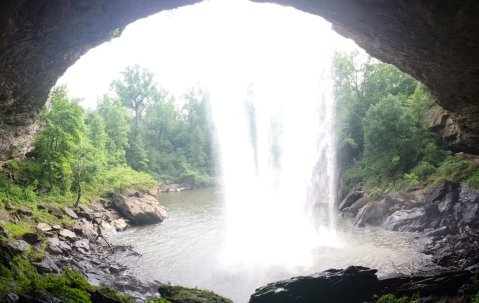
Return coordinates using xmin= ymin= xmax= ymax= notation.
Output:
xmin=1 ymin=0 xmax=479 ymax=159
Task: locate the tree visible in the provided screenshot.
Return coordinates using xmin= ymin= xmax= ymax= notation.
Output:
xmin=112 ymin=65 xmax=157 ymax=127
xmin=126 ymin=128 xmax=149 ymax=171
xmin=97 ymin=96 xmax=131 ymax=166
xmin=34 ymin=87 xmax=84 ymax=192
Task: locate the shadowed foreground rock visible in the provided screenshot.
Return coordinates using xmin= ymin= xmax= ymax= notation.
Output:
xmin=249 ymin=266 xmax=475 ymax=303
xmin=249 ymin=266 xmax=377 ymax=303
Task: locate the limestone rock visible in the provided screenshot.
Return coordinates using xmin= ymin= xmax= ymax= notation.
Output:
xmin=112 ymin=192 xmax=167 ymax=225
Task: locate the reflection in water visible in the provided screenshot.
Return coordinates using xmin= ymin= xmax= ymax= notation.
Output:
xmin=109 ymin=189 xmax=431 ymax=303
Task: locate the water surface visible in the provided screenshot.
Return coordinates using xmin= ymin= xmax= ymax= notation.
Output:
xmin=109 ymin=188 xmax=431 ymax=303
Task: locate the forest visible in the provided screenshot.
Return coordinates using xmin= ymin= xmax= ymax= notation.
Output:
xmin=0 ymin=65 xmax=216 ymax=208
xmin=333 ymin=51 xmax=479 ymax=193
xmin=2 ymin=51 xmax=479 ymax=209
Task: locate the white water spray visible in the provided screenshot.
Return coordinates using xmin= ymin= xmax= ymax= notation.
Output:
xmin=210 ymin=46 xmax=339 ymax=270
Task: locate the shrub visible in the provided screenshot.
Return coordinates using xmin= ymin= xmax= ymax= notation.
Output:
xmin=411 ymin=161 xmax=436 ymax=181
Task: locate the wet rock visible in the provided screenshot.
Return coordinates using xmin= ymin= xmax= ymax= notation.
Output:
xmin=22 ymin=232 xmax=42 ymax=245
xmin=63 ymin=206 xmax=78 ymax=219
xmin=250 ymin=266 xmax=378 ymax=303
xmin=339 ymin=188 xmax=363 ymax=211
xmin=59 ymin=229 xmax=77 ymax=240
xmin=343 ymin=197 xmax=370 ymax=216
xmin=382 ymin=207 xmax=426 ymax=232
xmin=353 ymin=198 xmax=393 ymax=227
xmin=111 ymin=192 xmax=167 ymax=225
xmin=36 ymin=222 xmax=52 ymax=232
xmin=377 ymin=270 xmax=472 ymax=298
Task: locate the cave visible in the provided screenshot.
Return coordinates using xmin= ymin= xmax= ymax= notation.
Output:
xmin=1 ymin=1 xmax=479 ymax=161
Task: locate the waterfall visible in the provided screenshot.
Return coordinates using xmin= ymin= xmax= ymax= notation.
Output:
xmin=209 ymin=50 xmax=339 ymax=270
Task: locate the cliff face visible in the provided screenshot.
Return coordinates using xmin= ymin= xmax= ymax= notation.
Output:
xmin=1 ymin=0 xmax=479 ymax=159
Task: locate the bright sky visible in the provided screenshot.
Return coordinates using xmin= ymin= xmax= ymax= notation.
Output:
xmin=57 ymin=0 xmax=360 ymax=109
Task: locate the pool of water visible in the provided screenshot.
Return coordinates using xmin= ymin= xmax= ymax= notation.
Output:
xmin=109 ymin=188 xmax=432 ymax=303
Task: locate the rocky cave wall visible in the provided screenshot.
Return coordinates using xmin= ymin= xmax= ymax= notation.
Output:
xmin=1 ymin=0 xmax=479 ymax=161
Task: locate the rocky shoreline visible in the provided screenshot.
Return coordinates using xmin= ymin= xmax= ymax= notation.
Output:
xmin=0 ymin=190 xmax=169 ymax=302
xmin=248 ymin=181 xmax=479 ymax=302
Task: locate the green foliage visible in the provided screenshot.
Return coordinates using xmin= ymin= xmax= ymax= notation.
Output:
xmin=34 ymin=87 xmax=85 ymax=192
xmin=98 ymin=166 xmax=156 ymax=194
xmin=158 ymin=284 xmax=233 ymax=303
xmin=3 ymin=222 xmax=31 ymax=237
xmin=112 ymin=64 xmax=158 ymax=127
xmin=334 ymin=51 xmax=446 ymax=190
xmin=98 ymin=96 xmax=131 ymax=166
xmin=126 ymin=128 xmax=149 ymax=171
xmin=376 ymin=294 xmax=420 ymax=303
xmin=0 ymin=256 xmax=130 ymax=303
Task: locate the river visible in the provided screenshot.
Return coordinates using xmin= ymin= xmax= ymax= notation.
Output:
xmin=109 ymin=188 xmax=432 ymax=303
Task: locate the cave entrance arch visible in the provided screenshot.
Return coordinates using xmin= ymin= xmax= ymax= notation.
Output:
xmin=1 ymin=0 xmax=479 ymax=160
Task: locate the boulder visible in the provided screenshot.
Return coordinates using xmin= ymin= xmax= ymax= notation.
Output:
xmin=249 ymin=266 xmax=378 ymax=303
xmin=338 ymin=188 xmax=363 ymax=211
xmin=382 ymin=207 xmax=426 ymax=232
xmin=353 ymin=199 xmax=392 ymax=227
xmin=111 ymin=193 xmax=167 ymax=225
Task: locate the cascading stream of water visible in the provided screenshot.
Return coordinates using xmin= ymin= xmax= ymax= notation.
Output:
xmin=209 ymin=49 xmax=339 ymax=271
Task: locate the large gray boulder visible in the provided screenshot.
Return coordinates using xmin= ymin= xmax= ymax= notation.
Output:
xmin=111 ymin=192 xmax=167 ymax=225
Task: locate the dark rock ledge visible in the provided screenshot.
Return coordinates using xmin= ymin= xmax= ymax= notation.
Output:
xmin=249 ymin=266 xmax=475 ymax=303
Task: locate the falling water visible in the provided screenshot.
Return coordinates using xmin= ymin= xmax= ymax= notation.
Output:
xmin=209 ymin=52 xmax=339 ymax=270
